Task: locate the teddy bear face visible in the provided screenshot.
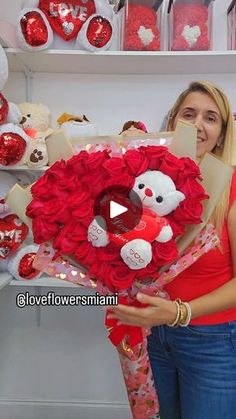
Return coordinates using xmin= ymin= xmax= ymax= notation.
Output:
xmin=18 ymin=103 xmax=51 ymax=133
xmin=131 ymin=170 xmax=185 ymax=217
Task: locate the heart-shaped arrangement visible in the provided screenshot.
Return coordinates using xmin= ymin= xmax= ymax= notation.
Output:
xmin=0 ymin=214 xmax=29 ymax=259
xmin=26 ymin=146 xmax=208 ymax=291
xmin=38 ymin=0 xmax=96 ymax=41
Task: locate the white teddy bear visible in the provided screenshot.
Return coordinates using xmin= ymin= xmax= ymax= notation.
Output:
xmin=88 ymin=170 xmax=185 ymax=270
xmin=18 ymin=102 xmax=53 ymax=168
xmin=0 ymin=171 xmax=42 ymax=280
xmin=17 ymin=0 xmax=114 ymax=52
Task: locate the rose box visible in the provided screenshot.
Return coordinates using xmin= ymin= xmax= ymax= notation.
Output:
xmin=121 ymin=0 xmax=164 ymax=51
xmin=167 ymin=0 xmax=214 ymax=51
xmin=227 ymin=0 xmax=236 ymax=50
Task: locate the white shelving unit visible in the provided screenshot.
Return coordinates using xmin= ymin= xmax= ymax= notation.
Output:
xmin=6 ymin=48 xmax=236 ymax=75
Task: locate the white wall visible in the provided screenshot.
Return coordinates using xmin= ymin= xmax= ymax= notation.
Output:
xmin=0 ymin=1 xmax=236 ymax=418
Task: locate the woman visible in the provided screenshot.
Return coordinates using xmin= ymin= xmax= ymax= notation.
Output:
xmin=108 ymin=81 xmax=236 ymax=418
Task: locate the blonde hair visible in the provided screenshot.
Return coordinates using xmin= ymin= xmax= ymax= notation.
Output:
xmin=167 ymin=81 xmax=236 ymax=235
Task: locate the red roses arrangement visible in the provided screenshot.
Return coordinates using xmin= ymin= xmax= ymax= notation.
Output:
xmin=26 ymin=145 xmax=208 ymax=292
xmin=123 ymin=4 xmax=161 ymax=51
xmin=172 ymin=3 xmax=210 ymax=51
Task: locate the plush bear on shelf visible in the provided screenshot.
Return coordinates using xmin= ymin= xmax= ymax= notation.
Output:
xmin=88 ymin=169 xmax=185 ymax=270
xmin=16 ymin=0 xmax=115 ymax=52
xmin=0 ymin=171 xmax=42 ymax=280
xmin=0 ymin=45 xmax=31 ymax=168
xmin=18 ymin=102 xmax=53 ymax=168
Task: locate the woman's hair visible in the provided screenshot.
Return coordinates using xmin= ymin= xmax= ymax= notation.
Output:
xmin=166 ymin=81 xmax=236 ymax=234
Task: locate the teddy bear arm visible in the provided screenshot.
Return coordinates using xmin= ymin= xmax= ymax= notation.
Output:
xmin=87 ymin=217 xmax=109 ymax=248
xmin=155 ymin=225 xmax=173 ymax=243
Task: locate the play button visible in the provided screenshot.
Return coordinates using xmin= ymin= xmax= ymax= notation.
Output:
xmin=94 ymin=185 xmax=142 ymax=236
xmin=110 ymin=201 xmax=128 ymax=218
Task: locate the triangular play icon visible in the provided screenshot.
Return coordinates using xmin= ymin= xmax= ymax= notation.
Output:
xmin=110 ymin=200 xmax=128 ymax=219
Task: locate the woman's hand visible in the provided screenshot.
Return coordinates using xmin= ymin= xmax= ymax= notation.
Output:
xmin=107 ymin=293 xmax=177 ymax=328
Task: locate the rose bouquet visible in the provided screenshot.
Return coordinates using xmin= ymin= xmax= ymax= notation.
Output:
xmin=6 ymin=121 xmax=232 ymax=419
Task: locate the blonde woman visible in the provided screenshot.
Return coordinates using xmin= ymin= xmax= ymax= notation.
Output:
xmin=108 ymin=81 xmax=236 ymax=418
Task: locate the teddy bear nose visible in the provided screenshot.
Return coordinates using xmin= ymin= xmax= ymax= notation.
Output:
xmin=145 ymin=188 xmax=153 ymax=197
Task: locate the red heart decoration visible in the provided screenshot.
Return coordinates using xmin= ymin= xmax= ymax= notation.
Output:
xmin=0 ymin=94 xmax=9 ymax=126
xmin=0 ymin=215 xmax=29 ymax=259
xmin=109 ymin=208 xmax=166 ymax=247
xmin=86 ymin=16 xmax=112 ymax=48
xmin=20 ymin=11 xmax=49 ymax=47
xmin=0 ymin=131 xmax=27 ymax=166
xmin=19 ymin=252 xmax=40 ymax=279
xmin=39 ymin=0 xmax=96 ymax=41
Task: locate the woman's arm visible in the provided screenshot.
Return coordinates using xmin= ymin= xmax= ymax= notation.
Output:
xmin=108 ymin=201 xmax=236 ymax=327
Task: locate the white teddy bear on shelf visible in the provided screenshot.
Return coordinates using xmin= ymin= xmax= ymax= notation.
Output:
xmin=88 ymin=170 xmax=185 ymax=270
xmin=0 ymin=45 xmax=31 ymax=168
xmin=0 ymin=171 xmax=42 ymax=280
xmin=17 ymin=0 xmax=115 ymax=52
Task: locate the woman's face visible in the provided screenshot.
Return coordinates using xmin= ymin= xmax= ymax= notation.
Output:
xmin=173 ymin=91 xmax=224 ymax=158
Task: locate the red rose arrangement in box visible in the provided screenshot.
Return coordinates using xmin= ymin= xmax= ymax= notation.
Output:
xmin=123 ymin=4 xmax=161 ymax=51
xmin=172 ymin=3 xmax=210 ymax=51
xmin=26 ymin=145 xmax=208 ymax=293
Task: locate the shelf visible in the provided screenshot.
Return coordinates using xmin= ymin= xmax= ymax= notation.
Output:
xmin=9 ymin=276 xmax=82 ymax=287
xmin=0 ymin=165 xmax=48 ymax=172
xmin=0 ymin=272 xmax=13 ymax=289
xmin=6 ymin=48 xmax=236 ymax=75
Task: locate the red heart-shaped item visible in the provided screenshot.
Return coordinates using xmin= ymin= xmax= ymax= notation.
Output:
xmin=39 ymin=0 xmax=96 ymax=41
xmin=86 ymin=16 xmax=112 ymax=48
xmin=19 ymin=252 xmax=40 ymax=279
xmin=109 ymin=208 xmax=167 ymax=246
xmin=0 ymin=215 xmax=29 ymax=259
xmin=0 ymin=131 xmax=27 ymax=166
xmin=20 ymin=11 xmax=49 ymax=47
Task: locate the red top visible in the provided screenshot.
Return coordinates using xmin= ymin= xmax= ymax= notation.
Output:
xmin=164 ymin=171 xmax=236 ymax=325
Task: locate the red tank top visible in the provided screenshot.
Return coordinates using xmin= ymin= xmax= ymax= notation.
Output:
xmin=164 ymin=171 xmax=236 ymax=325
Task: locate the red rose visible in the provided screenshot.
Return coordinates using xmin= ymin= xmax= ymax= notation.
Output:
xmin=176 ymin=157 xmax=201 ymax=187
xmin=103 ymin=157 xmax=127 ymax=176
xmin=167 ymin=215 xmax=185 ymax=237
xmin=173 ymin=199 xmax=203 ymax=224
xmin=75 ymin=241 xmax=96 ymax=266
xmin=67 ymin=188 xmax=92 ymax=211
xmin=140 ymin=146 xmax=168 ymax=170
xmin=31 ymin=172 xmax=54 ymax=198
xmin=81 ymin=171 xmax=109 ymax=197
xmin=32 ymin=217 xmax=59 ymax=243
xmin=109 ymin=265 xmax=136 ymax=291
xmin=67 ymin=151 xmax=89 ymax=176
xmin=152 ymin=239 xmax=178 ymax=266
xmin=58 ymin=172 xmax=80 ymax=192
xmin=124 ymin=149 xmax=149 ymax=176
xmin=53 ymin=220 xmax=87 ymax=254
xmin=85 ymin=150 xmax=110 ymax=171
xmin=180 ymin=177 xmax=209 ymax=200
xmin=96 ymin=242 xmax=120 ymax=262
xmin=72 ymin=199 xmax=94 ymax=219
xmin=89 ymin=261 xmax=114 ymax=291
xmin=105 ymin=173 xmax=135 ymax=191
xmin=158 ymin=152 xmax=185 ymax=182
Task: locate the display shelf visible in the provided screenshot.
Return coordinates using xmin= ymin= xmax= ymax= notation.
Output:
xmin=6 ymin=48 xmax=236 ymax=75
xmin=0 ymin=165 xmax=48 ymax=172
xmin=0 ymin=272 xmax=13 ymax=289
xmin=9 ymin=276 xmax=82 ymax=287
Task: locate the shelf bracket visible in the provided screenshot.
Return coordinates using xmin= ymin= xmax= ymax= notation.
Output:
xmin=10 ymin=50 xmax=34 ymax=102
xmin=23 ymin=67 xmax=34 ymax=102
